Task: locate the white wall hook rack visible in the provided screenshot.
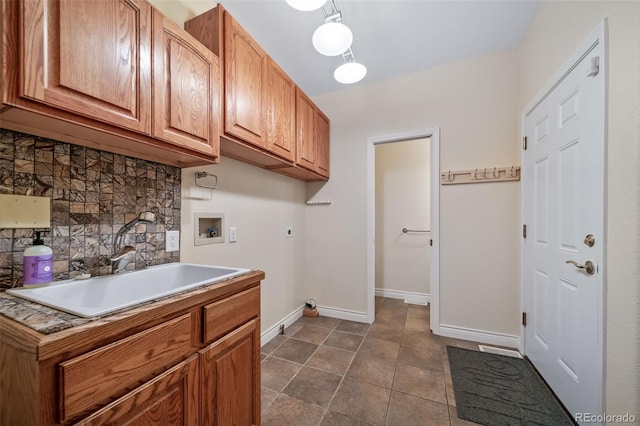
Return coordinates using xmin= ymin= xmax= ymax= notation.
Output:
xmin=440 ymin=166 xmax=520 ymax=185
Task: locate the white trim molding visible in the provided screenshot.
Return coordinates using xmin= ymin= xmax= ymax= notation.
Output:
xmin=260 ymin=304 xmax=369 ymax=347
xmin=317 ymin=305 xmax=369 ymax=323
xmin=366 ymin=127 xmax=441 ymax=330
xmin=439 ymin=324 xmax=520 ymax=349
xmin=260 ymin=305 xmax=304 ymax=347
xmin=375 ymin=288 xmax=429 ymax=306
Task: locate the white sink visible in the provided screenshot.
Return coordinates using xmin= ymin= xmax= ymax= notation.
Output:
xmin=6 ymin=263 xmax=251 ymax=318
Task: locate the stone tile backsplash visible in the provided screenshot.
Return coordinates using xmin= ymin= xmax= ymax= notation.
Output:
xmin=0 ymin=129 xmax=181 ymax=289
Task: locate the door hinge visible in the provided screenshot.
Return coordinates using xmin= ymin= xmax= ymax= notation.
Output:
xmin=523 ymin=136 xmax=528 ymax=150
xmin=522 ymin=312 xmax=527 ymax=327
xmin=522 ymin=224 xmax=527 ymax=239
xmin=430 ymin=239 xmax=433 ymax=247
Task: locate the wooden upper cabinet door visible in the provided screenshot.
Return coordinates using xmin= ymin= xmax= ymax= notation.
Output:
xmin=200 ymin=319 xmax=260 ymax=426
xmin=152 ymin=10 xmax=220 ymax=157
xmin=224 ymin=13 xmax=266 ymax=148
xmin=296 ymin=89 xmax=316 ymax=171
xmin=315 ymin=110 xmax=330 ymax=178
xmin=265 ymin=59 xmax=295 ymax=162
xmin=20 ymin=0 xmax=152 ymax=134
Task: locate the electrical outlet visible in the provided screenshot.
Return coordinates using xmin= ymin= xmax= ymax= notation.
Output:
xmin=229 ymin=226 xmax=237 ymax=243
xmin=166 ymin=230 xmax=180 ymax=252
xmin=285 ymin=226 xmax=293 ymax=238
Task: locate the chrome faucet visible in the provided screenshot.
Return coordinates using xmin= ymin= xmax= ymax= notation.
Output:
xmin=111 ymin=212 xmax=156 ymax=273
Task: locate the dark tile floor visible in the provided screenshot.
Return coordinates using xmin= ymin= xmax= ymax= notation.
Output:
xmin=260 ymin=297 xmax=482 ymax=425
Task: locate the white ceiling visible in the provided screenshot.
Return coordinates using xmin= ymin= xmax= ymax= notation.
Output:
xmin=220 ymin=0 xmax=542 ymax=96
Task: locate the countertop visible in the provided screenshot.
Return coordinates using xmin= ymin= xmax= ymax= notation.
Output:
xmin=0 ymin=270 xmax=264 ymax=336
xmin=0 ymin=292 xmax=92 ymax=334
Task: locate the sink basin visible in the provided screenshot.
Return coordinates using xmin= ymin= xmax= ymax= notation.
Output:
xmin=6 ymin=263 xmax=251 ymax=318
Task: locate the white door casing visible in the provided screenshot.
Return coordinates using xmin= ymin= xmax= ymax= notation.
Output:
xmin=522 ymin=22 xmax=605 ymax=421
xmin=366 ymin=128 xmax=440 ymax=327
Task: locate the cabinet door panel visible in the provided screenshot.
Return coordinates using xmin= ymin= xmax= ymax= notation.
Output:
xmin=20 ymin=0 xmax=151 ymax=133
xmin=315 ymin=111 xmax=330 ymax=177
xmin=296 ymin=89 xmax=316 ymax=171
xmin=152 ymin=11 xmax=220 ymax=157
xmin=266 ymin=59 xmax=295 ymax=162
xmin=224 ymin=13 xmax=266 ymax=147
xmin=200 ymin=319 xmax=260 ymax=426
xmin=79 ymin=355 xmax=199 ymax=426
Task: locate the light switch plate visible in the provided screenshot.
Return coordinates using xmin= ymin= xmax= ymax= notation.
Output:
xmin=166 ymin=230 xmax=180 ymax=252
xmin=229 ymin=227 xmax=237 ymax=243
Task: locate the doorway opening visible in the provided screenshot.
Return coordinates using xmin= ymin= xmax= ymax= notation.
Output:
xmin=375 ymin=138 xmax=431 ymax=306
xmin=366 ymin=128 xmax=440 ymax=331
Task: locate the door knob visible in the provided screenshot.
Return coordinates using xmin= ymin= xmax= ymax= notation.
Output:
xmin=566 ymin=260 xmax=595 ymax=275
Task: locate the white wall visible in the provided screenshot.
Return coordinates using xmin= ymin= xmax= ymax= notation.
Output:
xmin=307 ymin=49 xmax=521 ymax=336
xmin=149 ymin=0 xmax=310 ymax=338
xmin=518 ymin=0 xmax=640 ymax=418
xmin=375 ymin=138 xmax=431 ymax=295
xmin=180 ymin=158 xmax=307 ymax=335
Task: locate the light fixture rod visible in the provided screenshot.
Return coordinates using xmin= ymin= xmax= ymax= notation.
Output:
xmin=324 ymin=11 xmax=342 ymax=23
xmin=321 ymin=0 xmax=340 ymax=17
xmin=342 ymin=48 xmax=355 ymax=63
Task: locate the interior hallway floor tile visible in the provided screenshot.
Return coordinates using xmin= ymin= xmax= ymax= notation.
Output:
xmin=260 ymin=298 xmax=484 ymax=425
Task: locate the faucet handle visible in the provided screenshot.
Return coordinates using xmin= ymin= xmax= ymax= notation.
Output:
xmin=111 ymin=245 xmax=136 ymax=262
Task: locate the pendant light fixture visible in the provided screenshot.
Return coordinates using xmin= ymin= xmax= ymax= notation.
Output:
xmin=312 ymin=13 xmax=352 ymax=56
xmin=285 ymin=0 xmax=327 ymax=12
xmin=334 ymin=48 xmax=367 ymax=84
xmin=286 ymin=0 xmax=367 ymax=85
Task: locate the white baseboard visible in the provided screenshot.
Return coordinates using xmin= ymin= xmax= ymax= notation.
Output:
xmin=260 ymin=304 xmax=370 ymax=347
xmin=317 ymin=305 xmax=369 ymax=324
xmin=261 ymin=305 xmax=304 ymax=347
xmin=375 ymin=288 xmax=430 ymax=305
xmin=439 ymin=324 xmax=520 ymax=349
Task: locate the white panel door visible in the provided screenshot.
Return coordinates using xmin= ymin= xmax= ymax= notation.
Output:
xmin=523 ymin=40 xmax=604 ymax=420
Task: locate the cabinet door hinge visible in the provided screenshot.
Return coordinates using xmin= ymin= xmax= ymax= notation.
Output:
xmin=522 ymin=312 xmax=527 ymax=327
xmin=522 ymin=224 xmax=527 ymax=239
xmin=523 ymin=136 xmax=528 ymax=150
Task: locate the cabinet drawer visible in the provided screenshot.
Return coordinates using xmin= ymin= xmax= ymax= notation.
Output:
xmin=203 ymin=286 xmax=260 ymax=343
xmin=58 ymin=314 xmax=193 ymax=422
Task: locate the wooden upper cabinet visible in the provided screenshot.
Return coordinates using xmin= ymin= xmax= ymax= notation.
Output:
xmin=265 ymin=59 xmax=295 ymax=162
xmin=223 ymin=12 xmax=266 ymax=148
xmin=152 ymin=10 xmax=220 ymax=157
xmin=20 ymin=0 xmax=152 ymax=134
xmin=315 ymin=110 xmax=330 ymax=178
xmin=296 ymin=88 xmax=316 ymax=172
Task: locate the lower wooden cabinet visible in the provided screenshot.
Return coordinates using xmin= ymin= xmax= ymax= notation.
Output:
xmin=200 ymin=319 xmax=260 ymax=426
xmin=77 ymin=355 xmax=199 ymax=425
xmin=0 ymin=272 xmax=264 ymax=426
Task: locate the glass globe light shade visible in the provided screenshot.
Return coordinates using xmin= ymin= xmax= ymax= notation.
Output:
xmin=285 ymin=0 xmax=327 ymax=12
xmin=312 ymin=22 xmax=353 ymax=56
xmin=334 ymin=62 xmax=367 ymax=84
